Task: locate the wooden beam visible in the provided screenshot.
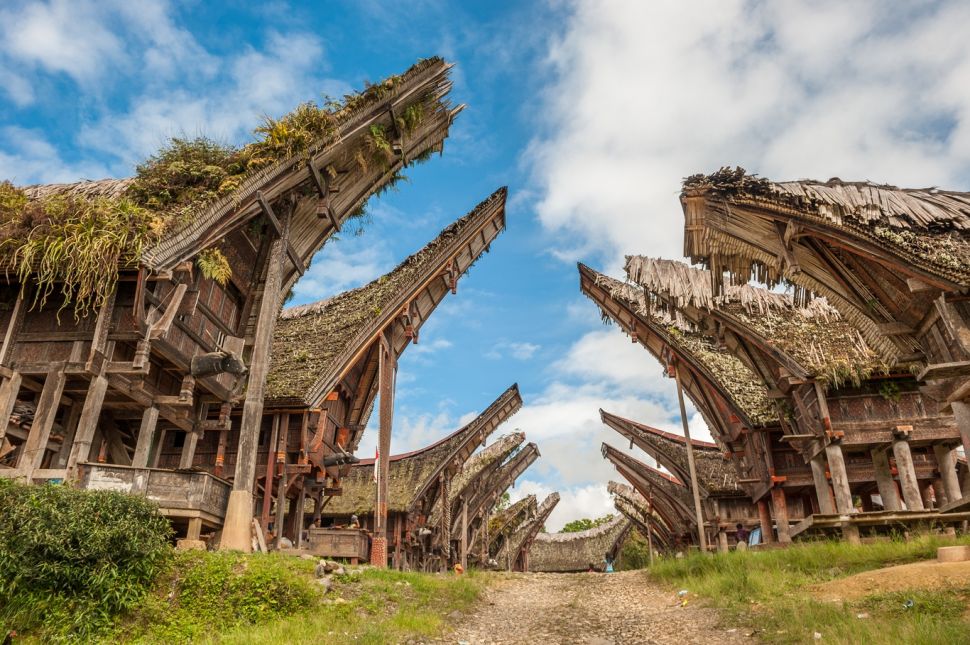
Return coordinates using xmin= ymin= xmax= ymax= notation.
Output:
xmin=256 ymin=192 xmax=304 ymax=276
xmin=918 ymin=361 xmax=970 ymax=381
xmin=19 ymin=369 xmax=67 ymax=479
xmin=131 ymin=405 xmax=160 ymax=468
xmin=307 ymin=162 xmax=341 ymax=231
xmin=148 ymin=283 xmax=188 ymax=340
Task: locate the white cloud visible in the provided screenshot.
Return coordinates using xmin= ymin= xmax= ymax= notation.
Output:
xmin=509 ymin=480 xmax=615 ymax=533
xmin=484 ymin=340 xmax=542 ymax=361
xmin=0 ymin=126 xmax=111 ymax=185
xmin=290 ymin=237 xmax=393 ymax=305
xmin=529 ymin=0 xmax=970 ymax=265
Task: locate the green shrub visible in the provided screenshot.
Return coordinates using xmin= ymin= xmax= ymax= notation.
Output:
xmin=0 ymin=479 xmax=172 ymax=642
xmin=125 ymin=551 xmax=319 ymax=643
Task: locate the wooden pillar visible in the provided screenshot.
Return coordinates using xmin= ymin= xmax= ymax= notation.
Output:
xmin=260 ymin=415 xmax=279 ymax=533
xmin=371 ymin=334 xmax=395 ymax=567
xmin=53 ymin=402 xmax=82 ymax=469
xmin=460 ymin=496 xmax=468 ymax=570
xmin=757 ymin=498 xmax=774 ymax=543
xmin=824 ymin=443 xmax=855 ymax=514
xmin=0 ymin=371 xmax=23 ymax=449
xmin=892 ymin=438 xmax=924 ymax=511
xmin=674 ymin=364 xmax=707 ymax=552
xmin=952 ymin=401 xmax=970 ymax=459
xmin=717 ymin=527 xmax=729 ymax=553
xmin=770 ymin=487 xmax=791 ymax=544
xmin=186 ymin=517 xmax=202 ymax=541
xmin=871 ymin=448 xmax=902 ymax=511
xmin=66 ymin=374 xmax=109 ymax=474
xmin=931 ymin=479 xmax=946 ymax=508
xmin=131 ymin=405 xmax=160 ymax=469
xmin=151 ymin=429 xmax=167 ymax=468
xmin=221 ymin=210 xmax=290 ymax=552
xmin=179 ymin=431 xmax=199 ymax=469
xmin=18 ymin=370 xmax=67 ymax=479
xmin=646 ymin=508 xmax=654 ymax=566
xmin=274 ymin=414 xmax=289 ymax=549
xmin=933 ymin=444 xmax=962 ymax=504
xmin=294 ymin=486 xmax=306 ymax=550
xmin=810 ymin=453 xmax=836 ymax=514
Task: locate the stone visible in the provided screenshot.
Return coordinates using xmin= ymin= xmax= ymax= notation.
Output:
xmin=176 ymin=539 xmax=206 ymax=551
xmin=315 ymin=561 xmax=329 ymax=578
xmin=316 ymin=576 xmax=332 ymax=593
xmin=937 ymin=545 xmax=970 ymax=562
xmin=333 ymin=566 xmax=346 ymax=576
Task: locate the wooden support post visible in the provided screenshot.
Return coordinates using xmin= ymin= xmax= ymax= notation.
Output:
xmin=770 ymin=487 xmax=791 ymax=544
xmin=371 ymin=334 xmax=395 ymax=567
xmin=460 ymin=496 xmax=468 ymax=571
xmin=214 ymin=426 xmax=229 ymax=477
xmin=952 ymin=402 xmax=970 ymax=459
xmin=931 ymin=479 xmax=947 ymax=508
xmin=646 ymin=502 xmax=655 ymax=565
xmin=274 ymin=414 xmax=289 ymax=549
xmin=186 ymin=517 xmax=202 ymax=541
xmin=66 ymin=337 xmax=116 ymax=476
xmin=674 ymin=364 xmax=707 ymax=552
xmin=0 ymin=371 xmax=23 ymax=449
xmin=758 ymin=498 xmax=774 ymax=543
xmin=221 ymin=206 xmax=290 ymax=552
xmin=810 ymin=454 xmax=836 ymax=514
xmin=824 ymin=443 xmax=855 ymax=514
xmin=53 ymin=402 xmax=81 ymax=469
xmin=871 ymin=448 xmax=902 ymax=511
xmin=179 ymin=431 xmax=199 ymax=469
xmin=18 ymin=370 xmax=67 ymax=479
xmin=717 ymin=527 xmax=729 ymax=553
xmin=892 ymin=438 xmax=924 ymax=511
xmin=933 ymin=444 xmax=962 ymax=505
xmin=294 ymin=486 xmax=306 ymax=549
xmin=260 ymin=415 xmax=280 ymax=534
xmin=922 ymin=482 xmax=936 ymax=509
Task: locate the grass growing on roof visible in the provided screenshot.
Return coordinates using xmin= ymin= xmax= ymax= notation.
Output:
xmin=648 ymin=534 xmax=970 ymax=643
xmin=196 ymin=247 xmax=232 ymax=285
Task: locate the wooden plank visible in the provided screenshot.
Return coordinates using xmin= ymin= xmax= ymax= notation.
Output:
xmin=19 ymin=369 xmax=67 ymax=479
xmin=131 ymin=405 xmax=160 ymax=468
xmin=938 ymin=494 xmax=970 ymax=514
xmin=918 ymin=361 xmax=970 ymax=381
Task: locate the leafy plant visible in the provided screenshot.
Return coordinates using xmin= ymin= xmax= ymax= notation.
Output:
xmin=197 ymin=247 xmax=232 ymax=285
xmin=560 ymin=513 xmax=614 ymax=533
xmin=0 ymin=479 xmax=172 ymax=643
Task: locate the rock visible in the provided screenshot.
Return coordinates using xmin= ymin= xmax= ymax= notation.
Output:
xmin=316 ymin=576 xmax=332 ymax=593
xmin=176 ymin=539 xmax=206 ymax=551
xmin=937 ymin=545 xmax=970 ymax=562
xmin=447 ymin=610 xmax=463 ymax=621
xmin=315 ymin=561 xmax=328 ymax=578
xmin=300 ymin=553 xmax=317 ymax=561
xmin=333 ymin=566 xmax=346 ymax=575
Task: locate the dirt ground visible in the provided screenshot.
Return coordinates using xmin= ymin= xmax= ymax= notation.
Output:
xmin=432 ymin=570 xmax=747 ymax=645
xmin=812 ymin=559 xmax=970 ymax=602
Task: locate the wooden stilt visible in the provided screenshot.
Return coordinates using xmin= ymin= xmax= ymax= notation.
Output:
xmin=372 ymin=333 xmax=395 ymax=567
xmin=952 ymin=402 xmax=970 ymax=459
xmin=810 ymin=453 xmax=835 ymax=514
xmin=770 ymin=487 xmax=791 ymax=544
xmin=221 ymin=207 xmax=291 ymax=552
xmin=460 ymin=496 xmax=468 ymax=570
xmin=187 ymin=517 xmax=203 ymax=541
xmin=892 ymin=438 xmax=924 ymax=511
xmin=260 ymin=415 xmax=280 ymax=533
xmin=131 ymin=405 xmax=160 ymax=469
xmin=274 ymin=414 xmax=289 ymax=549
xmin=824 ymin=443 xmax=855 ymax=514
xmin=179 ymin=431 xmax=199 ymax=469
xmin=66 ymin=372 xmax=110 ymax=475
xmin=0 ymin=371 xmax=23 ymax=450
xmin=674 ymin=363 xmax=708 ymax=552
xmin=872 ymin=448 xmax=902 ymax=511
xmin=758 ymin=498 xmax=774 ymax=543
xmin=18 ymin=369 xmax=67 ymax=480
xmin=53 ymin=402 xmax=82 ymax=469
xmin=933 ymin=444 xmax=962 ymax=504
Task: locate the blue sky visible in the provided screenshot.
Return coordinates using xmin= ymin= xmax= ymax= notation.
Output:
xmin=3 ymin=1 xmax=970 ymax=529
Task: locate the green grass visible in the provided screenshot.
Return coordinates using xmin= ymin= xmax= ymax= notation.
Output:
xmin=206 ymin=567 xmax=483 ymax=645
xmin=649 ymin=534 xmax=970 ymax=644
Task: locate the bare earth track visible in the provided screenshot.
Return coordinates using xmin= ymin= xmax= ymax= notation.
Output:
xmin=434 ymin=570 xmax=746 ymax=645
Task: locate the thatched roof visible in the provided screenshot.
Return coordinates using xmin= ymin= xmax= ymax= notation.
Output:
xmin=460 ymin=442 xmax=540 ymax=533
xmin=320 ymin=386 xmax=519 ymax=516
xmin=19 ymin=58 xmax=460 ymax=272
xmin=580 ymin=264 xmax=774 ymax=426
xmin=601 ymin=443 xmax=695 ymax=525
xmin=266 ymin=188 xmax=507 ymax=405
xmin=494 ymin=492 xmax=560 ymax=565
xmin=625 ymin=257 xmax=883 ymax=386
xmin=478 ymin=495 xmax=536 ymax=558
xmin=600 ymin=410 xmax=743 ymax=497
xmin=608 ymin=481 xmax=671 ymax=542
xmin=528 ymin=515 xmax=630 ymax=573
xmin=682 ymin=168 xmax=970 ymax=357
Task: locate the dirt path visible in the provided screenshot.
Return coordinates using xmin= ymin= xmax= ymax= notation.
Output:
xmin=434 ymin=570 xmax=746 ymax=645
xmin=813 ymin=560 xmax=970 ymax=602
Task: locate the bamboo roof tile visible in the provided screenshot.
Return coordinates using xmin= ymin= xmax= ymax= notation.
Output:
xmin=528 ymin=515 xmax=630 ymax=573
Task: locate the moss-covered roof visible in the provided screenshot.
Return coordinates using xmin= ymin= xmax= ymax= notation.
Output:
xmin=529 ymin=515 xmax=630 ymax=573
xmin=625 ymin=257 xmax=883 ymax=387
xmin=494 ymin=492 xmax=560 ymax=565
xmin=267 ymin=188 xmax=507 ymax=404
xmin=6 ymin=57 xmax=457 ymax=315
xmin=601 ymin=410 xmax=743 ymax=497
xmin=583 ymin=266 xmax=773 ymax=425
xmin=682 ymin=167 xmax=970 ymax=292
xmin=479 ymin=495 xmax=536 ymax=556
xmin=321 ymin=388 xmax=517 ymax=516
xmin=601 ymin=443 xmax=694 ymax=513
